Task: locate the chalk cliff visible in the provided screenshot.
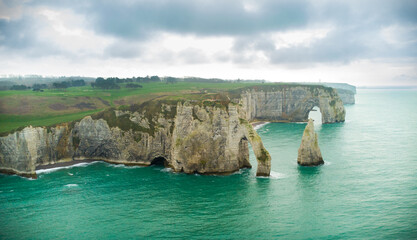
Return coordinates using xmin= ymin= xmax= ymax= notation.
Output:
xmin=0 ymin=84 xmax=345 ymax=178
xmin=321 ymin=83 xmax=356 ymax=105
xmin=0 ymin=101 xmax=271 ymax=178
xmin=297 ymin=119 xmax=324 ymax=166
xmin=335 ymin=88 xmax=355 ymax=104
xmin=240 ymin=85 xmax=345 ymax=123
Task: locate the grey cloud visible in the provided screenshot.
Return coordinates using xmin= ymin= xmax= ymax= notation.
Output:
xmin=0 ymin=15 xmax=85 ymax=58
xmin=230 ymin=23 xmax=417 ymax=67
xmin=0 ymin=16 xmax=65 ymax=57
xmin=0 ymin=0 xmax=25 ymax=19
xmin=30 ymin=0 xmax=311 ymax=38
xmin=269 ymin=27 xmax=369 ymax=65
xmin=28 ymin=0 xmax=417 ymax=38
xmin=104 ymin=41 xmax=142 ymax=59
xmin=0 ymin=17 xmax=36 ymax=49
xmin=1 ymin=0 xmax=416 ymax=65
xmin=178 ymin=48 xmax=208 ymax=64
xmin=213 ymin=52 xmax=230 ymax=62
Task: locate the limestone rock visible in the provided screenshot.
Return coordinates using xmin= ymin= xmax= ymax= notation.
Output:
xmin=297 ymin=119 xmax=324 ymax=166
xmin=0 ymin=101 xmax=271 ymax=178
xmin=335 ymin=88 xmax=355 ymax=104
xmin=0 ymin=84 xmax=345 ymax=178
xmin=240 ymin=85 xmax=345 ymax=123
xmin=321 ymin=83 xmax=356 ymax=105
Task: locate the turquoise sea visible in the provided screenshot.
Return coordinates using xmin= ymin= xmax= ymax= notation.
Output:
xmin=1 ymin=89 xmax=417 ymax=239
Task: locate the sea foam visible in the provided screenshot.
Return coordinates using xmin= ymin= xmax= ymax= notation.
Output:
xmin=254 ymin=122 xmax=270 ymax=131
xmin=105 ymin=162 xmax=144 ymax=169
xmin=257 ymin=171 xmax=286 ymax=179
xmin=160 ymin=168 xmax=173 ymax=172
xmin=64 ymin=184 xmax=78 ymax=187
xmin=36 ymin=161 xmax=98 ymax=174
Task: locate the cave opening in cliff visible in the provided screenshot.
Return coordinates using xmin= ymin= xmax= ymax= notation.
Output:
xmin=151 ymin=157 xmax=168 ymax=167
xmin=308 ymin=106 xmax=322 ymax=125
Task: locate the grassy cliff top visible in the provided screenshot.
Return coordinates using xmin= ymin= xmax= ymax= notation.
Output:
xmin=0 ymin=81 xmax=334 ymax=134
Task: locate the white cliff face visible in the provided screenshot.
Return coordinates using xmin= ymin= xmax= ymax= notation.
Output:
xmin=336 ymin=89 xmax=355 ymax=104
xmin=167 ymin=102 xmax=270 ymax=176
xmin=0 ymin=85 xmax=345 ymax=178
xmin=240 ymin=85 xmax=345 ymax=123
xmin=0 ymin=101 xmax=271 ymax=178
xmin=0 ymin=125 xmax=74 ymax=177
xmin=170 ymin=103 xmax=251 ymax=174
xmin=297 ymin=119 xmax=324 ymax=166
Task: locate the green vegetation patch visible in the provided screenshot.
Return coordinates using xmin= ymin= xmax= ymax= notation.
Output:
xmin=258 ymin=148 xmax=270 ymax=163
xmin=0 ymin=109 xmax=102 ymax=136
xmin=91 ymin=108 xmax=156 ymax=135
xmin=91 ymin=100 xmax=181 ymax=136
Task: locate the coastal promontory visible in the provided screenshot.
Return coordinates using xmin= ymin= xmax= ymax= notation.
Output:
xmin=0 ymin=84 xmax=344 ymax=178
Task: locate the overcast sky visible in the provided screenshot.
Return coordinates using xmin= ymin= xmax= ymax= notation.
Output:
xmin=0 ymin=0 xmax=416 ymax=86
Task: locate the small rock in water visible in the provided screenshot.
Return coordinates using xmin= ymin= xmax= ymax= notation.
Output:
xmin=297 ymin=119 xmax=324 ymax=166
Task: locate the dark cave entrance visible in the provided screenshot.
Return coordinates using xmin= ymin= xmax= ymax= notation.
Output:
xmin=151 ymin=157 xmax=168 ymax=167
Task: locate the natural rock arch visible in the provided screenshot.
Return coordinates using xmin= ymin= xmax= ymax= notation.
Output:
xmin=240 ymin=86 xmax=345 ymax=124
xmin=239 ymin=119 xmax=271 ymax=176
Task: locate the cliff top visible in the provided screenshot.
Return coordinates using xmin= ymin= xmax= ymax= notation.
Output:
xmin=0 ymin=82 xmax=340 ymax=136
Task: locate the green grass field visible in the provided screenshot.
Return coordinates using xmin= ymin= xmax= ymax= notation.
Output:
xmin=0 ymin=110 xmax=103 ymax=136
xmin=0 ymin=81 xmax=265 ymax=134
xmin=0 ymin=81 xmax=260 ymax=105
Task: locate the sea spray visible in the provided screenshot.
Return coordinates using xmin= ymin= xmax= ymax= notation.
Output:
xmin=36 ymin=161 xmax=99 ymax=174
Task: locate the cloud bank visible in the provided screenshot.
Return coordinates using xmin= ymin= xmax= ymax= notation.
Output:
xmin=0 ymin=0 xmax=416 ymax=85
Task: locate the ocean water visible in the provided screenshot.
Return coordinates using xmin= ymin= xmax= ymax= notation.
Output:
xmin=1 ymin=89 xmax=417 ymax=239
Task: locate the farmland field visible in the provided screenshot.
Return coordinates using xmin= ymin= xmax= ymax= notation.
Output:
xmin=0 ymin=81 xmax=264 ymax=134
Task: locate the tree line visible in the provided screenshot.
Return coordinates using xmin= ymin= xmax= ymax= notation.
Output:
xmin=8 ymin=79 xmax=86 ymax=91
xmin=52 ymin=79 xmax=86 ymax=89
xmin=5 ymin=75 xmax=261 ymax=91
xmin=90 ymin=76 xmax=162 ymax=89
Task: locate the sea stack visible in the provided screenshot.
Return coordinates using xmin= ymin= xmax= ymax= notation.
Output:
xmin=297 ymin=119 xmax=324 ymax=166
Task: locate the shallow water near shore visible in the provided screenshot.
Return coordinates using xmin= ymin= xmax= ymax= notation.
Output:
xmin=1 ymin=89 xmax=417 ymax=239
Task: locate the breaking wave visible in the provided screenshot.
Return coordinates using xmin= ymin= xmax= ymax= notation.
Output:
xmin=36 ymin=161 xmax=98 ymax=174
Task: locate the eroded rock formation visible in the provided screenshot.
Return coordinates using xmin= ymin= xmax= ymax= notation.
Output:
xmin=297 ymin=119 xmax=324 ymax=166
xmin=0 ymin=101 xmax=271 ymax=178
xmin=240 ymin=85 xmax=345 ymax=123
xmin=321 ymin=83 xmax=356 ymax=105
xmin=335 ymin=88 xmax=355 ymax=104
xmin=0 ymin=84 xmax=345 ymax=178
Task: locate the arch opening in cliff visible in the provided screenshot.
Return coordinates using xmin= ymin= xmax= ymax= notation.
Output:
xmin=308 ymin=106 xmax=322 ymax=125
xmin=240 ymin=86 xmax=345 ymax=123
xmin=240 ymin=121 xmax=271 ymax=176
xmin=151 ymin=157 xmax=168 ymax=167
xmin=238 ymin=137 xmax=252 ymax=169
